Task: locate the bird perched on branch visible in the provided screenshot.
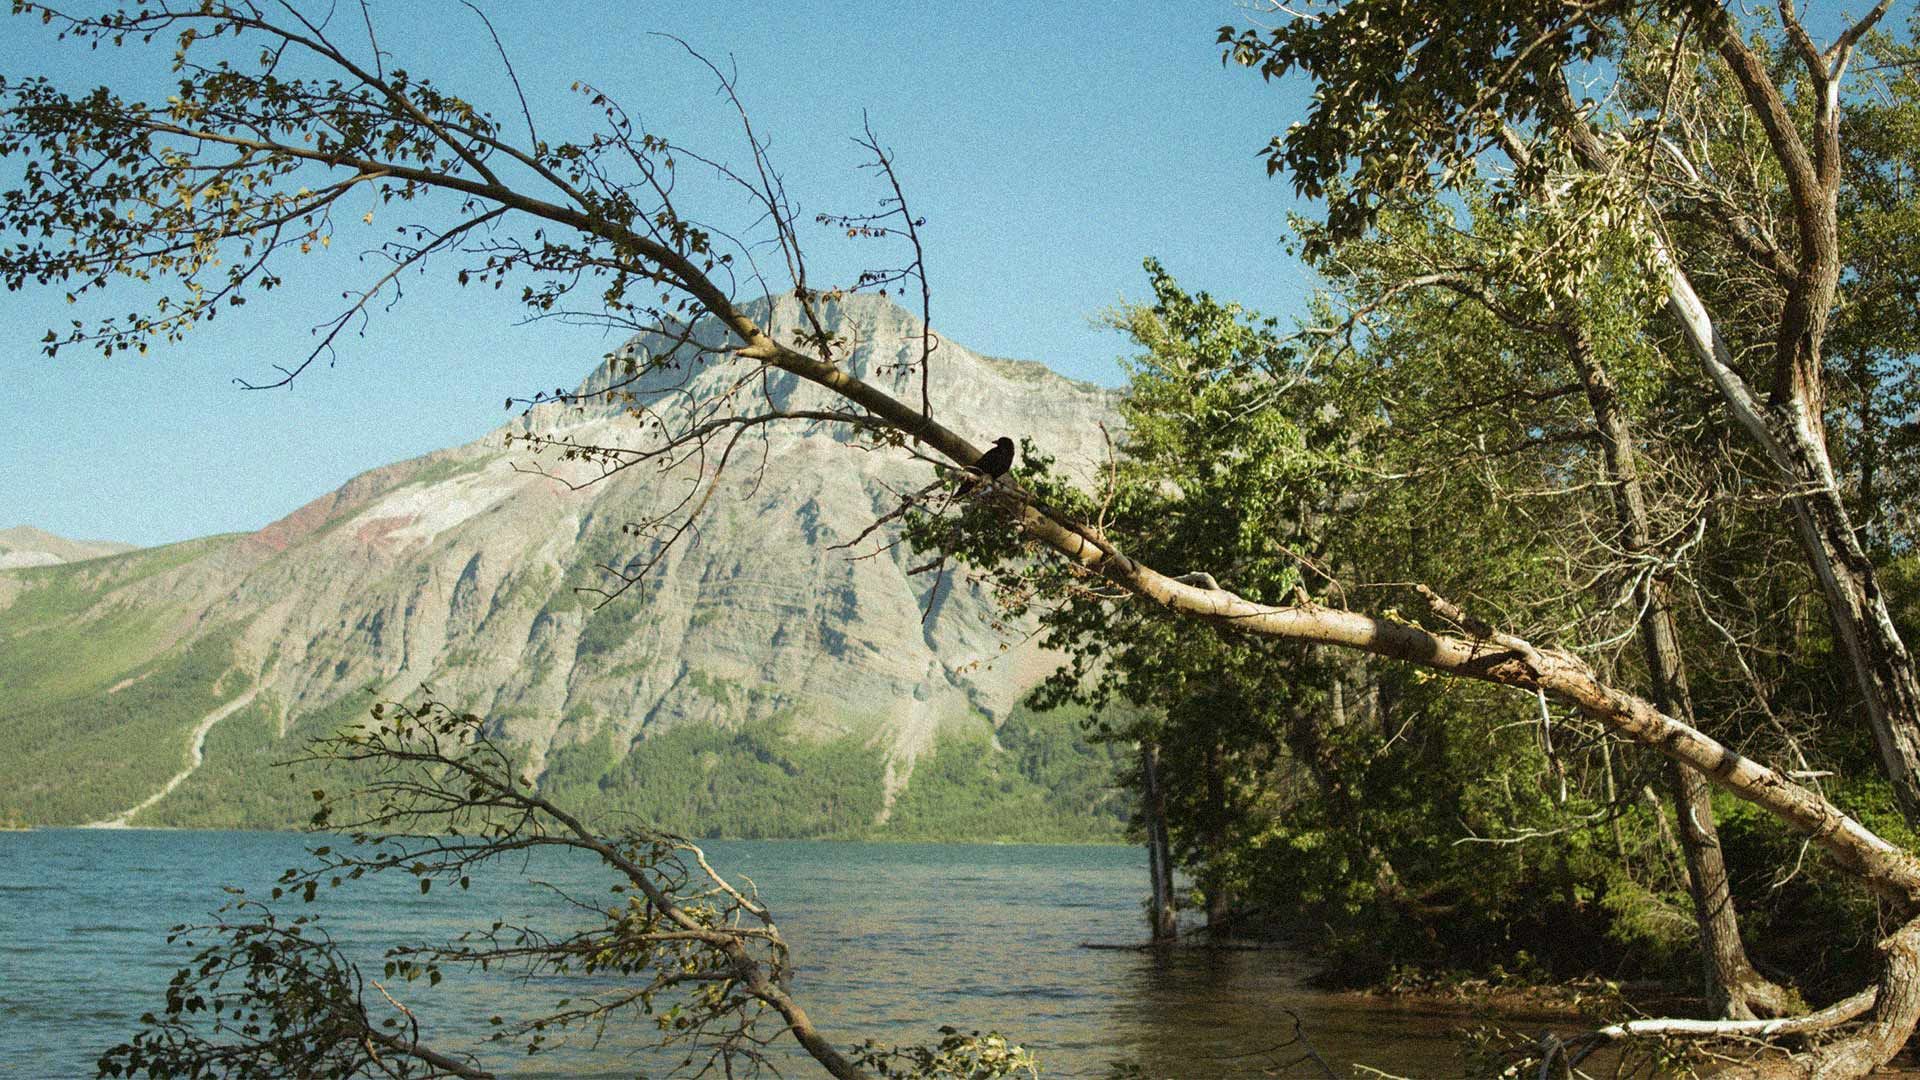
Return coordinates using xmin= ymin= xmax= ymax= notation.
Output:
xmin=958 ymin=436 xmax=1016 ymax=495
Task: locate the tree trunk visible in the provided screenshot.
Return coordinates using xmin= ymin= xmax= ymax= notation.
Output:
xmin=1141 ymin=741 xmax=1178 ymax=942
xmin=1203 ymin=741 xmax=1234 ymax=931
xmin=1370 ymin=670 xmax=1390 ymax=743
xmin=1660 ymin=249 xmax=1920 ymax=829
xmin=1602 ymin=740 xmax=1629 ymax=863
xmin=1563 ymin=320 xmax=1792 ymax=1018
xmin=1663 ymin=761 xmax=1798 ymax=1018
xmin=1851 ymin=347 xmax=1882 ymax=550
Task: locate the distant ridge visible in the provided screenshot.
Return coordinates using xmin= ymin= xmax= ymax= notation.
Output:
xmin=0 ymin=525 xmax=138 ymax=569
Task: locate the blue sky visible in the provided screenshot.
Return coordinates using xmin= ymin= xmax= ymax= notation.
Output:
xmin=0 ymin=2 xmax=1319 ymax=546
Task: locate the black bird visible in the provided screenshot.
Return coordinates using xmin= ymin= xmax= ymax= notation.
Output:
xmin=959 ymin=436 xmax=1016 ymax=495
xmin=975 ymin=436 xmax=1015 ymax=480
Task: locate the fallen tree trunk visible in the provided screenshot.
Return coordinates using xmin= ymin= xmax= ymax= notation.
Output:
xmin=713 ymin=295 xmax=1920 ymax=1074
xmin=656 ymin=277 xmax=1920 ymax=912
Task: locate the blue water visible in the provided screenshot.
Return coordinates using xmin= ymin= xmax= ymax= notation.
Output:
xmin=0 ymin=830 xmax=1491 ymax=1077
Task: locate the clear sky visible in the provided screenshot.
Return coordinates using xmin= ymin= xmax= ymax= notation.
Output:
xmin=0 ymin=2 xmax=1319 ymax=547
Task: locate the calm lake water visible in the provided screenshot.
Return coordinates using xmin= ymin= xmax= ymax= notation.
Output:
xmin=0 ymin=830 xmax=1527 ymax=1078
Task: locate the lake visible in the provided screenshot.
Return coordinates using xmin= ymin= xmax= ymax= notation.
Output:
xmin=0 ymin=829 xmax=1529 ymax=1077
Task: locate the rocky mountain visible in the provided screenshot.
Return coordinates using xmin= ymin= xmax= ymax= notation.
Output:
xmin=0 ymin=526 xmax=137 ymax=569
xmin=0 ymin=294 xmax=1128 ymax=837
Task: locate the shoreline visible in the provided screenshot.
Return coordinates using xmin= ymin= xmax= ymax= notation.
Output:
xmin=7 ymin=823 xmax=1135 ymax=847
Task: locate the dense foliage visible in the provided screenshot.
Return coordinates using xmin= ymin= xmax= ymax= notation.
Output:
xmin=897 ymin=12 xmax=1920 ymax=1019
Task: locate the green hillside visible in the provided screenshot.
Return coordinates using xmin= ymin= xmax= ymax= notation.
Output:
xmin=134 ymin=696 xmax=1129 ymax=841
xmin=0 ymin=540 xmax=242 ymax=823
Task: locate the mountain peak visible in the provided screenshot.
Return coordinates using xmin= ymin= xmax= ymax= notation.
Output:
xmin=536 ymin=290 xmax=1113 ymax=450
xmin=1 ymin=301 xmax=1124 ymax=836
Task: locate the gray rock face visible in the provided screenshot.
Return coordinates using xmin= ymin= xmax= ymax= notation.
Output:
xmin=4 ymin=294 xmax=1119 ymax=805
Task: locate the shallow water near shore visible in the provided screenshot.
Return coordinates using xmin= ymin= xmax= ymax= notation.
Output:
xmin=1 ymin=829 xmax=1551 ymax=1077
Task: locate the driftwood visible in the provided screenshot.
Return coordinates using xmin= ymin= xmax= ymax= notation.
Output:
xmin=1079 ymin=940 xmax=1274 ymax=952
xmin=1533 ymin=920 xmax=1920 ymax=1078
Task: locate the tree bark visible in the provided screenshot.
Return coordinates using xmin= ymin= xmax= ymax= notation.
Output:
xmin=1562 ymin=319 xmax=1792 ymax=1019
xmin=1603 ymin=741 xmax=1629 ymax=862
xmin=1369 ymin=670 xmax=1391 ymax=743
